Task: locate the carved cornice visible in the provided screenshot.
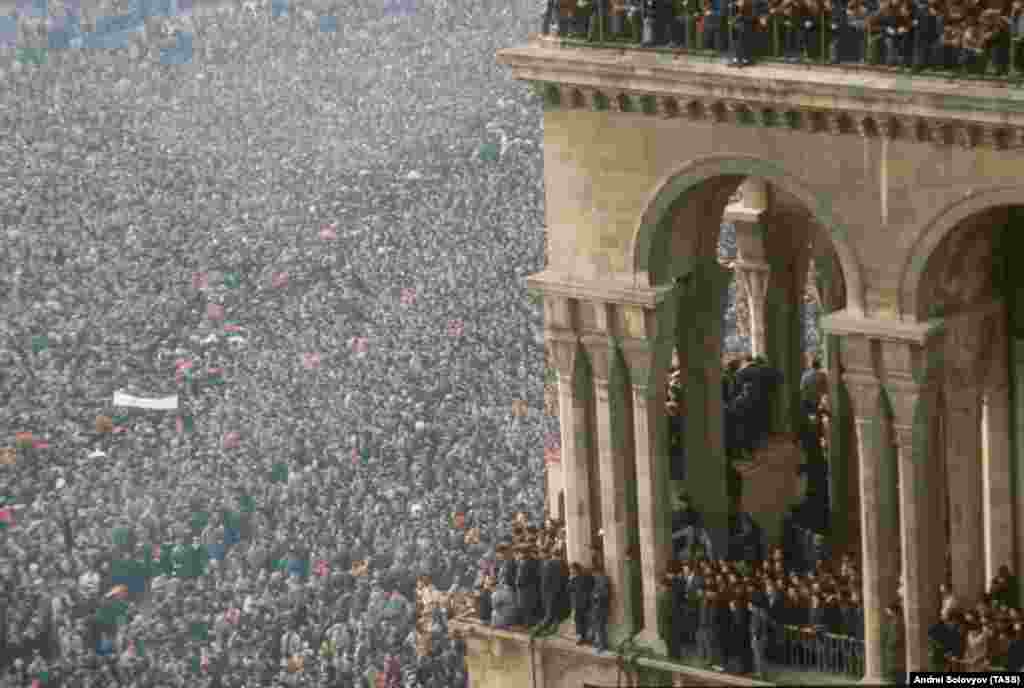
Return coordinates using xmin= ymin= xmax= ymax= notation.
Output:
xmin=505 ymin=41 xmax=1024 ymax=149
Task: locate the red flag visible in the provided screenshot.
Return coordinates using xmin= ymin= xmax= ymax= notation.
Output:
xmin=31 ymin=439 xmax=49 ymax=449
xmin=446 ymin=319 xmax=464 ymax=337
xmin=319 ymin=223 xmax=337 ymax=240
xmin=222 ymin=432 xmax=241 ymax=450
xmin=271 ymin=271 xmax=289 ymax=289
xmin=207 ymin=304 xmax=225 ymax=321
xmin=192 ymin=272 xmax=209 ymax=290
xmin=302 ymin=353 xmax=321 ymax=370
xmin=400 ymin=288 xmax=417 ymax=306
xmin=0 ymin=507 xmax=14 ymax=527
xmin=314 ymin=559 xmax=329 ymax=577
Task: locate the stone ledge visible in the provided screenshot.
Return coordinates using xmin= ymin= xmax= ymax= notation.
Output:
xmin=499 ymin=38 xmax=1024 ymax=148
xmin=526 ymin=269 xmax=676 ymax=309
xmin=451 ymin=618 xmax=775 ymax=686
xmin=819 ymin=309 xmax=945 ymax=343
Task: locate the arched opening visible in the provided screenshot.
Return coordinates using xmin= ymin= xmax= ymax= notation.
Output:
xmin=634 ymin=157 xmax=858 ymax=563
xmin=911 ymin=203 xmax=1024 ymax=602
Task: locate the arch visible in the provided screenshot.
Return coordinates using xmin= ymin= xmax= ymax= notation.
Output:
xmin=900 ymin=186 xmax=1024 ymax=322
xmin=630 ymin=154 xmax=865 ymax=316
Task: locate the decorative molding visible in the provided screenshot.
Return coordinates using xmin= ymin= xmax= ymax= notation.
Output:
xmin=526 ymin=75 xmax=1024 ymax=148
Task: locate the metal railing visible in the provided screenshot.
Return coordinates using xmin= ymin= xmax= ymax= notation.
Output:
xmin=778 ymin=622 xmax=864 ymax=677
xmin=542 ymin=2 xmax=1024 ymax=85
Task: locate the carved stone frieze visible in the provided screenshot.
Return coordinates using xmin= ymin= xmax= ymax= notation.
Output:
xmin=532 ymin=82 xmax=1024 ymax=148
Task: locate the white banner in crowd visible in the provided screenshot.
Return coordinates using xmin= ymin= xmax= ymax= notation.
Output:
xmin=113 ymin=391 xmax=179 ymax=411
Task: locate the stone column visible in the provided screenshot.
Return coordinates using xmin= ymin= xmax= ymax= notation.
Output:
xmin=549 ymin=333 xmax=594 ymax=567
xmin=886 ymin=341 xmax=945 ymax=676
xmin=732 ymin=261 xmax=771 ymax=358
xmin=983 ymin=377 xmax=1013 ymax=583
xmin=844 ymin=361 xmax=900 ymax=685
xmin=583 ymin=318 xmax=629 ymax=629
xmin=945 ymin=310 xmax=995 ymax=605
xmin=826 ymin=333 xmax=856 ymax=550
xmin=982 ymin=317 xmax=1013 ymax=584
xmin=945 ymin=384 xmax=984 ymax=603
xmin=620 ymin=291 xmax=677 ymax=654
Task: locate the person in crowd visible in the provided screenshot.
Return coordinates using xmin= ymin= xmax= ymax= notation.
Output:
xmin=568 ymin=563 xmax=594 ymax=645
xmin=515 ymin=544 xmax=542 ymax=627
xmin=748 ymin=594 xmax=770 ymax=679
xmin=538 ymin=546 xmax=568 ymax=631
xmin=589 ymin=561 xmax=611 ymax=653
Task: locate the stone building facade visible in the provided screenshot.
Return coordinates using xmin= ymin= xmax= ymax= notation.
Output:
xmin=453 ymin=35 xmax=1024 ymax=687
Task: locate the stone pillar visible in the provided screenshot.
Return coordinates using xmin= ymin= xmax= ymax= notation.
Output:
xmin=732 ymin=261 xmax=771 ymax=358
xmin=679 ymin=259 xmax=733 ymax=555
xmin=945 ymin=310 xmax=997 ymax=605
xmin=885 ymin=338 xmax=945 ymax=676
xmin=982 ymin=316 xmax=1013 ymax=585
xmin=547 ymin=304 xmax=595 ymax=567
xmin=826 ymin=333 xmax=856 ymax=550
xmin=843 ymin=352 xmax=900 ymax=684
xmin=582 ymin=327 xmax=629 ymax=629
xmin=945 ymin=384 xmax=985 ymax=604
xmin=983 ymin=374 xmax=1013 ymax=584
xmin=620 ymin=290 xmax=677 ymax=654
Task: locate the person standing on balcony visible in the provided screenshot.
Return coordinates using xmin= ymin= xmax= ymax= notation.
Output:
xmin=730 ymin=0 xmax=763 ymax=64
xmin=589 ymin=562 xmax=611 ymax=653
xmin=703 ymin=0 xmax=728 ymax=51
xmin=568 ymin=563 xmax=594 ymax=645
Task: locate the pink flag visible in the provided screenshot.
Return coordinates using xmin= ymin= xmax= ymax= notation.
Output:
xmin=32 ymin=680 xmax=41 ymax=688
xmin=207 ymin=304 xmax=225 ymax=321
xmin=314 ymin=559 xmax=329 ymax=577
xmin=225 ymin=607 xmax=241 ymax=625
xmin=112 ymin=426 xmax=129 ymax=434
xmin=0 ymin=507 xmax=13 ymax=526
xmin=222 ymin=432 xmax=241 ymax=450
xmin=175 ymin=416 xmax=184 ymax=434
xmin=192 ymin=272 xmax=209 ymax=290
xmin=175 ymin=359 xmax=194 ymax=384
xmin=223 ymin=323 xmax=243 ymax=333
xmin=302 ymin=353 xmax=321 ymax=370
xmin=400 ymin=288 xmax=417 ymax=306
xmin=351 ymin=447 xmax=359 ymax=465
xmin=31 ymin=439 xmax=49 ymax=449
xmin=544 ymin=433 xmax=561 ymax=464
xmin=350 ymin=337 xmax=369 ymax=355
xmin=271 ymin=271 xmax=289 ymax=289
xmin=208 ymin=367 xmax=224 ymax=377
xmin=319 ymin=223 xmax=337 ymax=240
xmin=446 ymin=319 xmax=464 ymax=337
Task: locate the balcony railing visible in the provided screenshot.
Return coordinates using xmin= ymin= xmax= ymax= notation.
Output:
xmin=540 ymin=0 xmax=1024 ymax=86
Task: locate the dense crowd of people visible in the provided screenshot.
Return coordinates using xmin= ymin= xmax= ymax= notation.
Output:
xmin=544 ymin=0 xmax=1024 ymax=72
xmin=0 ymin=1 xmax=833 ymax=687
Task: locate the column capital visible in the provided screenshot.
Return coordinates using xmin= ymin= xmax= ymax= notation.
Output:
xmin=579 ymin=333 xmax=614 ymax=382
xmin=546 ymin=329 xmax=581 ymax=379
xmin=841 ymin=371 xmax=882 ymax=419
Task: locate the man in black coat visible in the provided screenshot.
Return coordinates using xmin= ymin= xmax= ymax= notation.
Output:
xmin=726 ymin=598 xmax=751 ymax=673
xmin=590 ymin=563 xmax=611 ymax=653
xmin=496 ymin=544 xmax=517 ymax=590
xmin=928 ymin=610 xmax=964 ymax=666
xmin=696 ymin=590 xmax=716 ymax=664
xmin=748 ymin=595 xmax=771 ymax=679
xmin=539 ymin=548 xmax=568 ymax=630
xmin=516 ymin=546 xmax=542 ymax=626
xmin=568 ymin=563 xmax=594 ymax=644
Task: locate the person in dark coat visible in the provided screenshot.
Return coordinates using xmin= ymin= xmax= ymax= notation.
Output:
xmin=568 ymin=563 xmax=594 ymax=644
xmin=590 ymin=562 xmax=611 ymax=653
xmin=672 ymin=566 xmax=693 ymax=651
xmin=928 ymin=610 xmax=965 ymax=669
xmin=477 ymin=576 xmax=494 ymax=625
xmin=539 ymin=548 xmax=568 ymax=630
xmin=748 ymin=595 xmax=771 ymax=679
xmin=496 ymin=544 xmax=517 ymax=590
xmin=726 ymin=598 xmax=751 ymax=673
xmin=696 ymin=589 xmax=716 ymax=665
xmin=516 ymin=546 xmax=542 ymax=627
xmin=711 ymin=591 xmax=730 ymax=670
xmin=1005 ymin=622 xmax=1024 ymax=671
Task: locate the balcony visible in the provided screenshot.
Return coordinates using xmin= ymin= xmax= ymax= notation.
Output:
xmin=537 ymin=1 xmax=1024 ymax=86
